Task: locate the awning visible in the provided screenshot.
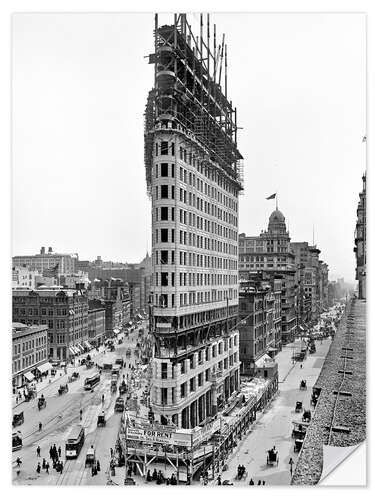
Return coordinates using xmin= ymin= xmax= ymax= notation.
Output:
xmin=84 ymin=340 xmax=92 ymax=349
xmin=24 ymin=371 xmax=34 ymax=382
xmin=72 ymin=346 xmax=80 ymax=354
xmin=255 ymin=353 xmax=273 ymax=368
xmin=76 ymin=344 xmax=84 ymax=353
xmin=69 ymin=346 xmax=76 ymax=356
xmin=267 ymin=347 xmax=278 ymax=352
xmin=36 ymin=362 xmax=53 ymax=373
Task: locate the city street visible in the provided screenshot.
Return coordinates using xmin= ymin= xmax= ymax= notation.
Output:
xmin=220 ymin=336 xmax=332 ymax=486
xmin=12 ymin=322 xmax=148 ymax=485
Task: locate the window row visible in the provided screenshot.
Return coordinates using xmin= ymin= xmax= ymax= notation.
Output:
xmin=154 ymin=185 xmax=238 ymax=227
xmin=153 ymin=288 xmax=237 ymax=308
xmin=154 ymin=271 xmax=237 ymax=287
xmin=154 ymin=228 xmax=237 ymax=256
xmin=154 ymin=249 xmax=238 ymax=271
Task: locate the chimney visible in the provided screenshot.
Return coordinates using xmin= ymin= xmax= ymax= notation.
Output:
xmin=40 ymin=247 xmax=45 ymax=255
xmin=48 ymin=247 xmax=53 ymax=253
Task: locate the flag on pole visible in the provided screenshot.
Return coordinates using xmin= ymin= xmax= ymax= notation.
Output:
xmin=266 ymin=193 xmax=277 ymax=200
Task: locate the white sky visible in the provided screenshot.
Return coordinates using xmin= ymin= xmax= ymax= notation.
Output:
xmin=12 ymin=12 xmax=366 ymax=281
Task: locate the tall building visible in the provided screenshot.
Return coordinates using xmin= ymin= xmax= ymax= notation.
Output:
xmin=354 ymin=173 xmax=366 ymax=299
xmin=144 ymin=14 xmax=243 ymax=427
xmin=239 ymin=208 xmax=297 ymax=344
xmin=13 ymin=247 xmax=77 ymax=275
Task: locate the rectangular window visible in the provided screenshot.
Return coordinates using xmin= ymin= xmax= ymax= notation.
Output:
xmin=161 ymin=185 xmax=169 ymax=198
xmin=161 ymin=362 xmax=168 ymax=379
xmin=161 ymin=163 xmax=168 ymax=176
xmin=161 ymin=272 xmax=168 ymax=286
xmin=171 ymin=142 xmax=175 ymax=156
xmin=160 ymin=228 xmax=168 ymax=242
xmin=160 ymin=250 xmax=168 ymax=264
xmin=161 ymin=142 xmax=169 ymax=155
xmin=171 ymin=164 xmax=175 ymax=178
xmin=160 ymin=207 xmax=168 ymax=220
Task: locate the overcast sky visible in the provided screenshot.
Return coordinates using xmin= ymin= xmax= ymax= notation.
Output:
xmin=12 ymin=13 xmax=366 ymax=281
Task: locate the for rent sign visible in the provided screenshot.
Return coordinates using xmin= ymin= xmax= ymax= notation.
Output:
xmin=126 ymin=426 xmax=192 ymax=447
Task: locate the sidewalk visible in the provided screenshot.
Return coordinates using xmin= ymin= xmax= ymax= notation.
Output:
xmin=12 ymin=344 xmax=107 ymax=410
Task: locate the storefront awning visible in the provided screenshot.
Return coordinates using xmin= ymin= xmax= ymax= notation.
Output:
xmin=255 ymin=353 xmax=273 ymax=368
xmin=69 ymin=346 xmax=76 ymax=356
xmin=36 ymin=362 xmax=53 ymax=373
xmin=84 ymin=340 xmax=92 ymax=349
xmin=24 ymin=371 xmax=34 ymax=382
xmin=76 ymin=344 xmax=84 ymax=353
xmin=72 ymin=346 xmax=79 ymax=354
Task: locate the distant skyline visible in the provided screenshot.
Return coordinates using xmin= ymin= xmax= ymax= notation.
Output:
xmin=12 ymin=13 xmax=366 ymax=283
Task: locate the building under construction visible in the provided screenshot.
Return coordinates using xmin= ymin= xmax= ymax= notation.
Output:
xmin=119 ymin=12 xmax=252 ymax=483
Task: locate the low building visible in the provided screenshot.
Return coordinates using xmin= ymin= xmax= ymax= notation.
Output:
xmin=12 ymin=288 xmax=88 ymax=362
xmin=12 ymin=266 xmax=40 ymax=288
xmin=12 ymin=322 xmax=49 ymax=389
xmin=13 ymin=246 xmax=78 ymax=275
xmin=239 ymin=274 xmax=281 ymax=377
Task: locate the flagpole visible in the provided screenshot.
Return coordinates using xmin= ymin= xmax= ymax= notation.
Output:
xmin=276 ymin=192 xmax=278 ymax=210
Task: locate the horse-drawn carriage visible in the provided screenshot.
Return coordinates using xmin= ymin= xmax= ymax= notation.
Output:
xmin=86 ymin=361 xmax=94 ymax=369
xmin=119 ymin=381 xmax=127 ymax=395
xmin=97 ymin=411 xmax=106 ymax=427
xmin=266 ymin=448 xmax=279 ymax=466
xmin=12 ymin=431 xmax=23 ymax=452
xmin=291 ymin=421 xmax=309 ymax=440
xmin=295 ymin=401 xmax=303 ymax=412
xmin=310 ymin=387 xmax=321 ymax=408
xmin=37 ymin=396 xmax=46 ymax=410
xmin=85 ymin=447 xmax=96 ymax=467
xmin=24 ymin=389 xmax=36 ymax=402
xmin=299 ymin=379 xmax=307 ymax=391
xmin=302 ymin=409 xmax=311 ymax=422
xmin=68 ymin=371 xmax=80 ymax=383
xmin=294 ymin=439 xmax=304 ymax=453
xmin=236 ymin=465 xmax=247 ymax=480
xmin=58 ymin=384 xmax=69 ymax=396
xmin=111 ymin=380 xmax=117 ymax=393
xmin=12 ymin=411 xmax=24 ymax=428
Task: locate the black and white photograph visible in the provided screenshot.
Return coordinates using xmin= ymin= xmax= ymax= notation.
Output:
xmin=9 ymin=9 xmax=367 ymax=488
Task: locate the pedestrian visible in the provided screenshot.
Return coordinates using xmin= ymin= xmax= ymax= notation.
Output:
xmin=36 ymin=445 xmax=41 ymax=457
xmin=249 ymin=478 xmax=254 ymax=485
xmin=110 ymin=447 xmax=113 ymax=457
xmin=42 ymin=458 xmax=46 ymax=469
xmin=38 ymin=422 xmax=42 ymax=432
xmin=58 ymin=446 xmax=61 ymax=457
xmin=262 ymin=480 xmax=266 ymax=485
xmin=300 ymin=363 xmax=303 ymax=369
xmin=96 ymin=459 xmax=101 ymax=472
xmin=289 ymin=457 xmax=294 ymax=476
xmin=257 ymin=480 xmax=261 ymax=485
xmin=45 ymin=462 xmax=50 ymax=474
xmin=36 ymin=463 xmax=41 ymax=474
xmin=49 ymin=446 xmax=53 ymax=460
xmin=80 ymin=409 xmax=83 ymax=421
xmin=217 ymin=475 xmax=221 ymax=485
xmin=16 ymin=457 xmax=22 ymax=468
xmin=60 ymin=461 xmax=64 ymax=474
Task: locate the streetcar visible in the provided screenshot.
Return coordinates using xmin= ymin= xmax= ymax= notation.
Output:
xmin=84 ymin=372 xmax=101 ymax=390
xmin=65 ymin=424 xmax=85 ymax=459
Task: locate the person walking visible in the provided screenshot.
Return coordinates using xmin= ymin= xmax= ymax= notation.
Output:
xmin=249 ymin=478 xmax=254 ymax=485
xmin=16 ymin=457 xmax=22 ymax=468
xmin=49 ymin=446 xmax=53 ymax=460
xmin=80 ymin=408 xmax=83 ymax=421
xmin=289 ymin=457 xmax=295 ymax=477
xmin=58 ymin=446 xmax=61 ymax=457
xmin=36 ymin=445 xmax=41 ymax=457
xmin=36 ymin=463 xmax=41 ymax=474
xmin=45 ymin=461 xmax=50 ymax=474
xmin=38 ymin=422 xmax=42 ymax=432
